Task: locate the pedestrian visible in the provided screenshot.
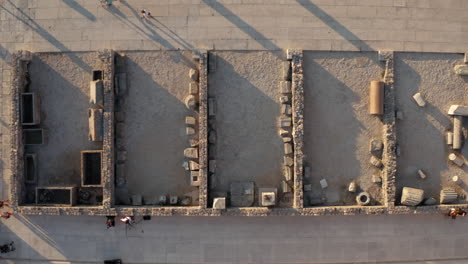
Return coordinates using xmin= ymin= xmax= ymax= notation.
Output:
xmin=0 ymin=200 xmax=9 ymax=209
xmin=0 ymin=242 xmax=14 ymax=254
xmin=120 ymin=216 xmax=134 ymax=226
xmin=100 ymin=0 xmax=113 ymax=8
xmin=106 ymin=216 xmax=115 ymax=229
xmin=456 ymin=208 xmax=467 ymax=216
xmin=140 ymin=9 xmax=152 ymax=19
xmin=1 ymin=212 xmax=12 ymax=219
xmin=448 ymin=208 xmax=458 ymax=219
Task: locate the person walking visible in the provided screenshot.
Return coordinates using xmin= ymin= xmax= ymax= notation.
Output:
xmin=106 ymin=216 xmax=115 ymax=229
xmin=0 ymin=200 xmax=9 ymax=209
xmin=120 ymin=216 xmax=134 ymax=226
xmin=0 ymin=212 xmax=12 ymax=219
xmin=140 ymin=9 xmax=152 ymax=19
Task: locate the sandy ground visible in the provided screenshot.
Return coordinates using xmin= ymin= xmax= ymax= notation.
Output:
xmin=303 ymin=51 xmax=384 ymax=206
xmin=208 ymin=51 xmax=285 ymax=206
xmin=117 ymin=51 xmax=198 ymax=204
xmin=27 ymin=53 xmax=102 ymax=187
xmin=395 ymin=53 xmax=468 ymax=204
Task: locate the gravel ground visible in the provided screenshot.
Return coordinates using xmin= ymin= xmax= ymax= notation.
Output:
xmin=303 ymin=51 xmax=385 ymax=206
xmin=395 ymin=52 xmax=468 ymax=204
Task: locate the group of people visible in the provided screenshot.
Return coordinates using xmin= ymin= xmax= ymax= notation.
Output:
xmin=0 ymin=242 xmax=15 ymax=254
xmin=105 ymin=216 xmax=135 ymax=229
xmin=98 ymin=0 xmax=153 ymax=20
xmin=448 ymin=208 xmax=467 ymax=219
xmin=0 ymin=200 xmax=12 ymax=219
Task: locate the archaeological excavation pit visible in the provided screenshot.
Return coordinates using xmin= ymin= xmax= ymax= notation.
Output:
xmin=303 ymin=51 xmax=386 ymax=207
xmin=114 ymin=51 xmax=201 ymax=207
xmin=395 ymin=52 xmax=468 ymax=206
xmin=208 ymin=51 xmax=293 ymax=208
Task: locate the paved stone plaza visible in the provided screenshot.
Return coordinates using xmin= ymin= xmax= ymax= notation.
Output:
xmin=1 ymin=0 xmax=468 ymax=263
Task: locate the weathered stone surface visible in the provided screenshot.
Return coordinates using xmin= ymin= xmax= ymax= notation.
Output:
xmin=348 ymin=181 xmax=356 ymax=192
xmin=261 ymin=192 xmax=276 ymax=207
xmin=284 ymin=156 xmax=293 ymax=166
xmin=90 ymin=80 xmax=103 ymax=105
xmin=370 ymin=156 xmax=383 ymax=168
xmin=131 ymin=194 xmax=142 ymax=206
xmin=283 ymin=181 xmax=292 ymax=192
xmin=282 ymin=137 xmax=292 ymax=143
xmin=412 ymin=92 xmax=426 ymax=107
xmin=449 ymin=153 xmax=464 ymax=167
xmin=282 ymin=61 xmax=291 ymax=81
xmin=417 ymin=169 xmax=427 ymax=179
xmin=279 ymin=95 xmax=289 ymax=103
xmin=185 ymin=116 xmax=196 ymax=125
xmin=213 ymin=197 xmax=226 ymax=209
xmin=189 ymin=161 xmax=199 ymax=170
xmin=185 ymin=95 xmax=198 ymax=110
xmin=189 ymin=139 xmax=199 ymax=147
xmin=284 ymin=166 xmax=293 ymax=181
xmin=186 ymin=127 xmax=195 ymax=136
xmin=190 ymin=171 xmax=200 ymax=186
xmin=369 ymin=139 xmax=383 ymax=153
xmin=230 ymin=182 xmax=254 ymax=207
xmin=284 ymin=143 xmax=293 ymax=155
xmin=448 ymin=105 xmax=468 ymax=116
xmin=454 ymin=64 xmax=468 ymax=75
xmin=281 ymin=103 xmax=292 ymax=116
xmin=440 ymin=188 xmax=458 ymax=204
xmin=279 ymin=129 xmax=288 ymax=137
xmin=423 ymin=197 xmax=437 ymax=205
xmin=401 ymin=187 xmax=424 ymax=206
xmin=372 ymin=174 xmax=382 ymax=183
xmin=356 ymin=192 xmax=371 ymax=206
xmin=189 ymin=82 xmax=199 ymax=95
xmin=184 ymin=148 xmax=198 ymax=159
xmin=446 ymin=132 xmax=453 ymax=145
xmin=280 ymin=81 xmax=291 ymax=94
xmin=320 ymin=179 xmax=328 ymax=189
xmin=189 ymin=68 xmax=199 ymax=81
xmin=279 ymin=117 xmax=292 ymax=127
xmin=88 ymin=108 xmax=103 ymax=141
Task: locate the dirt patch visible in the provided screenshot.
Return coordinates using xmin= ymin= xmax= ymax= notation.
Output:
xmin=303 ymin=51 xmax=385 ymax=206
xmin=395 ymin=52 xmax=468 ymax=204
xmin=208 ymin=51 xmax=287 ymax=207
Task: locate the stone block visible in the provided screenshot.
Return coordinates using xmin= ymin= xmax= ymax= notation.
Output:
xmin=189 ymin=161 xmax=199 ymax=170
xmin=170 ymin=196 xmax=178 ymax=205
xmin=261 ymin=192 xmax=276 ymax=207
xmin=209 ymin=160 xmax=216 ymax=173
xmin=185 ymin=95 xmax=198 ymax=110
xmin=447 ymin=132 xmax=453 ymax=145
xmin=279 ymin=129 xmax=289 ymax=137
xmin=369 ymin=139 xmax=383 ymax=153
xmin=279 ymin=96 xmax=289 ymax=103
xmin=158 ymin=195 xmax=167 ymax=205
xmin=449 ymin=153 xmax=464 ymax=167
xmin=284 ymin=143 xmax=293 ymax=155
xmin=417 ymin=169 xmax=427 ymax=179
xmin=448 ymin=105 xmax=468 ymax=116
xmin=423 ymin=197 xmax=437 ymax=205
xmin=453 ymin=115 xmax=463 ymax=150
xmin=88 ymin=108 xmax=103 ymax=141
xmin=117 ymin=151 xmax=127 ymax=162
xmin=280 ymin=81 xmax=291 ymax=94
xmin=208 ymin=98 xmax=216 ymax=116
xmin=440 ymin=188 xmax=458 ymax=204
xmin=378 ymin=50 xmax=386 ymax=62
xmin=282 ymin=61 xmax=291 ymax=81
xmin=184 ymin=148 xmax=198 ymax=159
xmin=412 ymin=92 xmax=426 ymax=107
xmin=320 ymin=179 xmax=328 ymax=189
xmin=370 ymin=156 xmax=383 ymax=168
xmin=284 ymin=156 xmax=294 ymax=166
xmin=190 ymin=171 xmax=201 ymax=186
xmin=304 ymin=184 xmax=312 ymax=192
xmin=284 ymin=166 xmax=293 ymax=181
xmin=213 ymin=197 xmax=226 ymax=209
xmin=189 ymin=82 xmax=199 ymax=95
xmin=465 ymin=52 xmax=468 ymax=64
xmin=189 ymin=68 xmax=199 ymax=81
xmin=186 ymin=127 xmax=196 ymax=136
xmin=348 ymin=181 xmax=356 ymax=192
xmin=401 ymin=187 xmax=424 ymax=206
xmin=372 ymin=174 xmax=382 ymax=183
xmin=185 ymin=116 xmax=196 ymax=125
xmin=180 ymin=196 xmax=192 ymax=206
xmin=131 ymin=194 xmax=142 ymax=206
xmin=454 ymin=64 xmax=468 ymax=75
xmin=189 ymin=139 xmax=199 ymax=147
xmin=282 ymin=137 xmax=292 ymax=143
xmin=230 ymin=182 xmax=254 ymax=207
xmin=90 ymin=80 xmax=103 ymax=105
xmin=452 ymin=175 xmax=460 ymax=184
xmin=281 ymin=103 xmax=292 ymax=116
xmin=182 ymin=161 xmax=189 ymax=171
xmin=279 ymin=117 xmax=292 ymax=127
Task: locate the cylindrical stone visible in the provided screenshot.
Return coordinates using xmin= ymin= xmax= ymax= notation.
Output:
xmin=448 ymin=153 xmax=464 ymax=167
xmin=446 ymin=132 xmax=453 ymax=145
xmin=453 ymin=115 xmax=463 ymax=150
xmin=369 ymin=80 xmax=384 ymax=115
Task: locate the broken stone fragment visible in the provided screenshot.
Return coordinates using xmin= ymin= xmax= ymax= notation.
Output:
xmin=185 ymin=116 xmax=196 ymax=125
xmin=369 ymin=139 xmax=383 ymax=154
xmin=281 ymin=103 xmax=292 ymax=116
xmin=412 ymin=92 xmax=426 ymax=107
xmin=284 ymin=166 xmax=293 ymax=181
xmin=170 ymin=196 xmax=178 ymax=205
xmin=213 ymin=197 xmax=226 ymax=209
xmin=279 ymin=117 xmax=292 ymax=128
xmin=180 ymin=196 xmax=192 ymax=206
xmin=184 ymin=148 xmax=198 ymax=159
xmin=400 ymin=187 xmax=424 ymax=206
xmin=279 ymin=129 xmax=289 ymax=137
xmin=395 ymin=144 xmax=401 ymax=157
xmin=372 ymin=174 xmax=382 ymax=183
xmin=182 ymin=161 xmax=189 ymax=171
xmin=184 ymin=95 xmax=197 ymax=110
xmin=348 ymin=181 xmax=356 ymax=192
xmin=189 ymin=68 xmax=199 ymax=81
xmin=440 ymin=188 xmax=458 ymax=204
xmin=423 ymin=197 xmax=437 ymax=205
xmin=284 ymin=143 xmax=293 ymax=155
xmin=189 ymin=139 xmax=199 ymax=147
xmin=279 ymin=81 xmax=292 ymax=94
xmin=189 ymin=82 xmax=199 ymax=95
xmin=282 ymin=61 xmax=291 ymax=81
xmin=447 ymin=105 xmax=468 ymax=116
xmin=282 ymin=137 xmax=292 ymax=143
xmin=208 ymin=130 xmax=216 ymax=144
xmin=454 ymin=64 xmax=468 ymax=75
xmin=186 ymin=127 xmax=195 ymax=136
xmin=283 ymin=181 xmax=292 ymax=193
xmin=189 ymin=161 xmax=199 ymax=170
xmin=261 ymin=191 xmax=276 ymax=207
xmin=284 ymin=156 xmax=294 ymax=167
xmin=446 ymin=132 xmax=453 ymax=145
xmin=320 ymin=179 xmax=328 ymax=189
xmin=370 ymin=156 xmax=383 ymax=168
xmin=417 ymin=169 xmax=427 ymax=179
xmin=279 ymin=96 xmax=289 ymax=103
xmin=448 ymin=153 xmax=464 ymax=167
